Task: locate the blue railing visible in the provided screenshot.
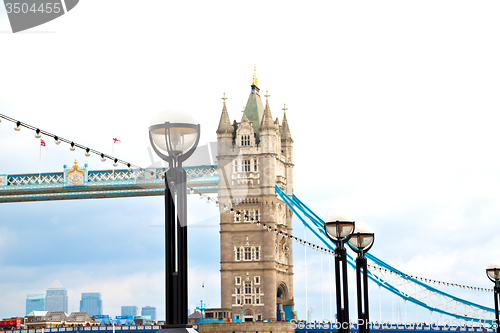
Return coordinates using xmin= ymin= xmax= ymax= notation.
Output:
xmin=8 ymin=326 xmax=162 ymax=333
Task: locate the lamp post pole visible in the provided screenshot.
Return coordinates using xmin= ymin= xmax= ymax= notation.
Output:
xmin=486 ymin=261 xmax=500 ymax=333
xmin=324 ymin=214 xmax=355 ymax=333
xmin=347 ymin=222 xmax=375 ymax=333
xmin=149 ymin=112 xmax=200 ymax=332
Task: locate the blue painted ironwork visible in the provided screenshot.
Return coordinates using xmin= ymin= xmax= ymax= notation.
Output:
xmin=275 ymin=185 xmax=496 ymax=323
xmin=0 ymin=166 xmax=218 ymax=202
xmin=10 ymin=326 xmax=162 ymax=333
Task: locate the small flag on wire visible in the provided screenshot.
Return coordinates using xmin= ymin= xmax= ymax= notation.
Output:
xmin=202 ymin=282 xmax=204 ymax=288
xmin=40 ymin=139 xmax=46 ymax=147
xmin=113 ymin=138 xmax=121 ymax=143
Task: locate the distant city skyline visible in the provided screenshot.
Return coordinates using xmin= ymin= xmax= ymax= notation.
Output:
xmin=141 ymin=306 xmax=156 ymax=321
xmin=80 ymin=293 xmax=102 ymax=317
xmin=26 ymin=294 xmax=45 ymax=315
xmin=121 ymin=306 xmax=138 ymax=318
xmin=45 ymin=280 xmax=68 ymax=313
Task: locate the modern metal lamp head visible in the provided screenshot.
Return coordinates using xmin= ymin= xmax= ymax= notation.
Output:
xmin=324 ymin=213 xmax=355 ymax=245
xmin=347 ymin=222 xmax=375 ymax=254
xmin=148 ymin=109 xmax=201 ymax=167
xmin=487 ymin=261 xmax=500 ymax=283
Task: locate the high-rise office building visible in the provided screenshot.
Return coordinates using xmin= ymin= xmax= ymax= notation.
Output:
xmin=45 ymin=280 xmax=68 ymax=312
xmin=121 ymin=306 xmax=138 ymax=317
xmin=141 ymin=306 xmax=156 ymax=321
xmin=26 ymin=294 xmax=45 ymax=315
xmin=80 ymin=293 xmax=102 ymax=317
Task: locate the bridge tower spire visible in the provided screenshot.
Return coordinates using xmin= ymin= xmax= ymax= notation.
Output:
xmin=216 ymin=70 xmax=295 ymax=322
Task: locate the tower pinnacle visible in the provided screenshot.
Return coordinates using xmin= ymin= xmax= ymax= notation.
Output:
xmin=264 ymin=90 xmax=270 ymax=103
xmin=252 ymin=65 xmax=258 ymax=87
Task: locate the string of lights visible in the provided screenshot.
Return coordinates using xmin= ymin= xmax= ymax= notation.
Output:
xmin=367 ymin=263 xmax=494 ymax=293
xmin=1 ymin=114 xmax=492 ymax=293
xmin=0 ymin=114 xmax=142 ymax=171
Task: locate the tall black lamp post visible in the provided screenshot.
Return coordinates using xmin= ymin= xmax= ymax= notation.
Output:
xmin=347 ymin=222 xmax=374 ymax=333
xmin=486 ymin=261 xmax=500 ymax=333
xmin=324 ymin=214 xmax=355 ymax=333
xmin=149 ymin=110 xmax=200 ymax=333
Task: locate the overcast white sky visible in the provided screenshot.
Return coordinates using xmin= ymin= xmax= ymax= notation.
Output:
xmin=1 ymin=0 xmax=500 ymax=324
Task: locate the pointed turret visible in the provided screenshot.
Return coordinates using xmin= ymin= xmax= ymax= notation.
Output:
xmin=280 ymin=104 xmax=293 ymax=142
xmin=217 ymin=93 xmax=233 ymax=135
xmin=242 ymin=66 xmax=265 ymax=139
xmin=259 ymin=91 xmax=275 ymax=131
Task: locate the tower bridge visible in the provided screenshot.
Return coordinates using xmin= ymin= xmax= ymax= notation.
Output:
xmin=0 ymin=68 xmax=497 ymax=327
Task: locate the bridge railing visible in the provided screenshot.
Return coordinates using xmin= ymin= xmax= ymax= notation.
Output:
xmin=7 ymin=326 xmax=162 ymax=333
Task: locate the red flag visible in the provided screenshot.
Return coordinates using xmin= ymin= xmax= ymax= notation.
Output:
xmin=113 ymin=138 xmax=121 ymax=143
xmin=40 ymin=139 xmax=46 ymax=147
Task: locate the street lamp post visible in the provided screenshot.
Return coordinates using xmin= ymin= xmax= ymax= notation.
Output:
xmin=347 ymin=222 xmax=375 ymax=333
xmin=324 ymin=214 xmax=355 ymax=333
xmin=149 ymin=110 xmax=200 ymax=333
xmin=486 ymin=261 xmax=500 ymax=333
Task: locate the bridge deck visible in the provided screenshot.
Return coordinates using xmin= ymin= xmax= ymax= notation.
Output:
xmin=0 ymin=166 xmax=218 ymax=203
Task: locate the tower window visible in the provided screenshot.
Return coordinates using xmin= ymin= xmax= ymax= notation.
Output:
xmin=255 ymin=247 xmax=260 ymax=260
xmin=256 ymin=297 xmax=260 ymax=304
xmin=242 ymin=160 xmax=250 ymax=172
xmin=234 ymin=161 xmax=238 ymax=172
xmin=245 ymin=283 xmax=252 ymax=294
xmin=244 ymin=247 xmax=252 ymax=260
xmin=255 ymin=210 xmax=259 ymax=221
xmin=240 ymin=135 xmax=250 ymax=146
xmin=245 ymin=298 xmax=252 ymax=304
xmin=236 ymin=276 xmax=241 ymax=284
xmin=255 ymin=276 xmax=260 ymax=284
xmin=254 ymin=160 xmax=258 ymax=171
xmin=236 ymin=248 xmax=241 ymax=261
xmin=237 ymin=288 xmax=240 ymax=294
xmin=255 ymin=287 xmax=260 ymax=294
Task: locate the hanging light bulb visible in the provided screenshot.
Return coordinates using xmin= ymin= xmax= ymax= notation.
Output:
xmin=199 ymin=193 xmax=203 ymax=199
xmin=101 ymin=153 xmax=106 ymax=162
xmin=190 ymin=188 xmax=195 ymax=194
xmin=35 ymin=129 xmax=41 ymax=139
xmin=206 ymin=197 xmax=211 ymax=203
xmin=14 ymin=121 xmax=21 ymax=131
xmin=70 ymin=142 xmax=76 ymax=151
xmin=85 ymin=148 xmax=91 ymax=157
xmin=54 ymin=136 xmax=61 ymax=145
xmin=230 ymin=208 xmax=234 ymax=214
xmin=256 ymin=221 xmax=260 ymax=226
xmin=113 ymin=158 xmax=118 ymax=167
xmin=215 ymin=201 xmax=219 ymax=208
xmin=127 ymin=163 xmax=132 ymax=171
xmin=236 ymin=211 xmax=241 ymax=217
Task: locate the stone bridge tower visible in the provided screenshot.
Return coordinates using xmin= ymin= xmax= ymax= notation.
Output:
xmin=216 ymin=69 xmax=295 ymax=322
